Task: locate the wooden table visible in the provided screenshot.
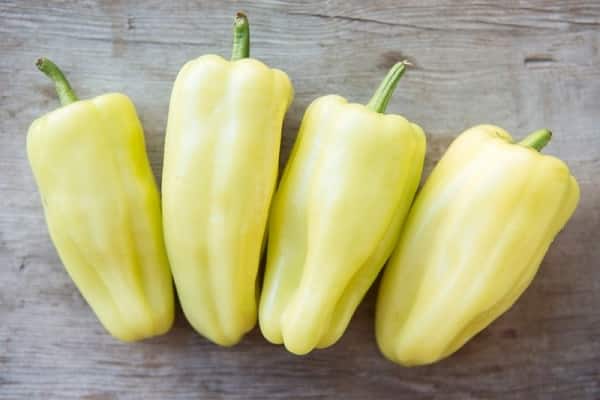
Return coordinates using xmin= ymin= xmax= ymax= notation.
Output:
xmin=1 ymin=1 xmax=599 ymax=398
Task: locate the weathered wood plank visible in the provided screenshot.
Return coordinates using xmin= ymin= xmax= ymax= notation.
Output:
xmin=1 ymin=0 xmax=599 ymax=399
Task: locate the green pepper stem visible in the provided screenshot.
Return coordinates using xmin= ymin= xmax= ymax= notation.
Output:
xmin=35 ymin=58 xmax=78 ymax=106
xmin=231 ymin=12 xmax=250 ymax=61
xmin=518 ymin=129 xmax=552 ymax=151
xmin=366 ymin=61 xmax=410 ymax=113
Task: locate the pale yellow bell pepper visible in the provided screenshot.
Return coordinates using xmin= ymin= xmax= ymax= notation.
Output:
xmin=27 ymin=59 xmax=174 ymax=341
xmin=259 ymin=62 xmax=426 ymax=355
xmin=161 ymin=13 xmax=293 ymax=345
xmin=376 ymin=125 xmax=580 ymax=366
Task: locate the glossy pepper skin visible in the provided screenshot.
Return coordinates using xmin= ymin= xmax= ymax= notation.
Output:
xmin=27 ymin=59 xmax=174 ymax=341
xmin=376 ymin=125 xmax=580 ymax=366
xmin=259 ymin=62 xmax=426 ymax=355
xmin=162 ymin=13 xmax=293 ymax=346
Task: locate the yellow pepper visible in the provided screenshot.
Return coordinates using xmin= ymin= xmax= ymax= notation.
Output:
xmin=376 ymin=125 xmax=580 ymax=366
xmin=259 ymin=62 xmax=426 ymax=355
xmin=162 ymin=13 xmax=293 ymax=346
xmin=27 ymin=59 xmax=174 ymax=341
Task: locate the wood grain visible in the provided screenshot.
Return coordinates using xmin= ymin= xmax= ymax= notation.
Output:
xmin=1 ymin=0 xmax=599 ymax=399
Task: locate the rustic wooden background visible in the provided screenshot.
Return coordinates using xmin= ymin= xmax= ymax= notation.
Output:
xmin=1 ymin=0 xmax=599 ymax=399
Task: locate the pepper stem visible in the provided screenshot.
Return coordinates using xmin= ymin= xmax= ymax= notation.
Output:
xmin=35 ymin=58 xmax=78 ymax=106
xmin=231 ymin=12 xmax=250 ymax=61
xmin=518 ymin=129 xmax=552 ymax=151
xmin=366 ymin=61 xmax=410 ymax=113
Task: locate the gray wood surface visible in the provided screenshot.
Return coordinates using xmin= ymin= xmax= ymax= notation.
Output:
xmin=1 ymin=1 xmax=599 ymax=399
